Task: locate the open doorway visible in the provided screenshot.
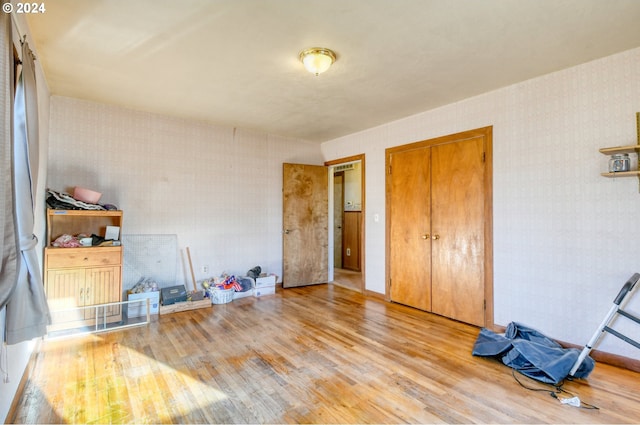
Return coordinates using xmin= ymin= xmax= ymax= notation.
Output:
xmin=326 ymin=155 xmax=365 ymax=293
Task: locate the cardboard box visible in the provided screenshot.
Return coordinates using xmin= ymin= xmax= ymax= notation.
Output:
xmin=233 ymin=289 xmax=254 ymax=299
xmin=254 ymin=285 xmax=275 ymax=297
xmin=161 ymin=285 xmax=187 ymax=305
xmin=128 ymin=291 xmax=160 ymax=317
xmin=255 ymin=275 xmax=276 ymax=288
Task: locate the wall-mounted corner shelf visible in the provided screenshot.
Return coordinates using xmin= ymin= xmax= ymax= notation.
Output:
xmin=599 ymin=144 xmax=640 ymax=192
xmin=600 ymin=171 xmax=640 ymax=177
xmin=600 ymin=170 xmax=640 ymax=178
xmin=599 ymin=145 xmax=640 ymax=156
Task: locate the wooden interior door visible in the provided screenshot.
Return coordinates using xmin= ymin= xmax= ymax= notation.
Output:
xmin=282 ymin=163 xmax=329 ymax=288
xmin=388 ymin=147 xmax=432 ymax=311
xmin=430 ymin=137 xmax=485 ymax=326
xmin=342 ymin=211 xmax=361 ymax=271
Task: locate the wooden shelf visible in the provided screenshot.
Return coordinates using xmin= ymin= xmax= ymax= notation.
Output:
xmin=45 ymin=209 xmax=124 ymax=331
xmin=47 ymin=209 xmax=123 ymax=244
xmin=600 ymin=170 xmax=640 ymax=178
xmin=600 ymin=114 xmax=640 ymax=191
xmin=48 ymin=209 xmax=123 ymax=216
xmin=599 ymin=144 xmax=640 ymax=189
xmin=599 ymin=145 xmax=640 ymax=155
xmin=159 ymin=299 xmax=211 ymax=315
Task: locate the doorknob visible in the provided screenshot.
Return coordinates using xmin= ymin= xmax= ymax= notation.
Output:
xmin=284 ymin=229 xmax=290 ymax=234
xmin=421 ymin=234 xmax=430 ymax=239
xmin=432 ymin=234 xmax=440 ymax=240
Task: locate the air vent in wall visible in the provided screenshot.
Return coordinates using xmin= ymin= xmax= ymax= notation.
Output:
xmin=335 ymin=163 xmax=355 ymax=172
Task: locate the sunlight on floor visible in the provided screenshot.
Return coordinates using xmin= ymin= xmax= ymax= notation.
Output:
xmin=44 ymin=334 xmax=229 ymax=424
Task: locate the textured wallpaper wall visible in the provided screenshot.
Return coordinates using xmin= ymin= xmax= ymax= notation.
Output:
xmin=47 ymin=47 xmax=640 ymax=360
xmin=47 ymin=97 xmax=323 ymax=289
xmin=322 ymin=47 xmax=640 ymax=359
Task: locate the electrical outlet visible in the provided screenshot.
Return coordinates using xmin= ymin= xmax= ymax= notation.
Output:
xmin=202 ymin=265 xmax=209 ymax=274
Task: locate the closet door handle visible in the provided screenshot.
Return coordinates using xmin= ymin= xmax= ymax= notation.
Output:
xmin=421 ymin=234 xmax=430 ymax=239
xmin=432 ymin=234 xmax=440 ymax=240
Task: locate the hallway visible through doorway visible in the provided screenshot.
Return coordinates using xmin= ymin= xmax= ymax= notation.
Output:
xmin=333 ymin=267 xmax=362 ymax=292
xmin=327 ymin=154 xmax=365 ymax=294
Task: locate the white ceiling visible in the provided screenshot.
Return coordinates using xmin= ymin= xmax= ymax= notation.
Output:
xmin=25 ymin=0 xmax=640 ymax=143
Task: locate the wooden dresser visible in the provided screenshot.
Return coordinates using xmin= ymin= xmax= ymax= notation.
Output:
xmin=44 ymin=209 xmax=123 ymax=331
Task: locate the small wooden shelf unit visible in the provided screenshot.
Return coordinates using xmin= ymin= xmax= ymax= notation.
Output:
xmin=44 ymin=209 xmax=123 ymax=331
xmin=599 ymin=144 xmax=640 ymax=178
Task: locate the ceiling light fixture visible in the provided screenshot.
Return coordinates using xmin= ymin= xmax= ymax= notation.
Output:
xmin=299 ymin=47 xmax=336 ymax=76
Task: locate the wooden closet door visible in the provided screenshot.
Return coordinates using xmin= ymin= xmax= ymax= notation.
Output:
xmin=430 ymin=137 xmax=485 ymax=326
xmin=388 ymin=147 xmax=432 ymax=311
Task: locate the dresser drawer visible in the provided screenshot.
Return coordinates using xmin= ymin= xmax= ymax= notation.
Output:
xmin=46 ymin=247 xmax=122 ymax=268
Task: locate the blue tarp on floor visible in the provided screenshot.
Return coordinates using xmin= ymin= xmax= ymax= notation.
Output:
xmin=472 ymin=322 xmax=595 ymax=385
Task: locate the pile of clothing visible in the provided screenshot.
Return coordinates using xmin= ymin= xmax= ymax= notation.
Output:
xmin=46 ymin=188 xmax=117 ymax=211
xmin=51 ymin=233 xmax=114 ymax=248
xmin=201 ymin=273 xmax=252 ymax=293
xmin=214 ymin=275 xmax=243 ymax=291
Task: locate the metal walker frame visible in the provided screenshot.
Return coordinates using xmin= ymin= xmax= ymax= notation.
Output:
xmin=570 ymin=273 xmax=640 ymax=376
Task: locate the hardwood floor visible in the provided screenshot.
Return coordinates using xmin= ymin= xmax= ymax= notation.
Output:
xmin=10 ymin=284 xmax=640 ymax=424
xmin=332 ymin=268 xmax=362 ymax=292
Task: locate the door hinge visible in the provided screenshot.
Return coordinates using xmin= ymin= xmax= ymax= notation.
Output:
xmin=484 ymin=299 xmax=486 ymax=310
xmin=482 ymin=152 xmax=486 ymax=162
xmin=389 ymin=278 xmax=392 ymax=288
xmin=388 ymin=165 xmax=392 ymax=175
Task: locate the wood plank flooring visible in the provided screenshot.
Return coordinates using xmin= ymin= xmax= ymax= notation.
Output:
xmin=332 ymin=268 xmax=362 ymax=292
xmin=10 ymin=284 xmax=640 ymax=424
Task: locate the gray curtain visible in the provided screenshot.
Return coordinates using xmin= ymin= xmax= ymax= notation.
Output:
xmin=5 ymin=37 xmax=50 ymax=344
xmin=1 ymin=6 xmax=19 ymax=382
xmin=0 ymin=6 xmax=18 ymax=312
